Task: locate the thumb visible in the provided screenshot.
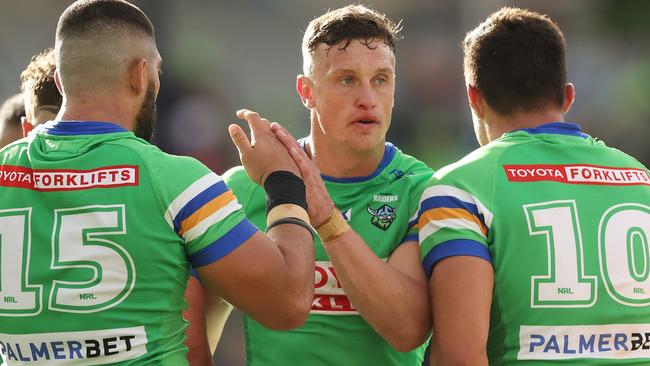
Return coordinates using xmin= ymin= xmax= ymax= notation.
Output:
xmin=228 ymin=124 xmax=251 ymax=156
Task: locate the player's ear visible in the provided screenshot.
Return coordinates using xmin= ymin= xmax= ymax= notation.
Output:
xmin=21 ymin=117 xmax=34 ymax=137
xmin=128 ymin=58 xmax=147 ymax=96
xmin=54 ymin=70 xmax=63 ymax=95
xmin=561 ymin=83 xmax=575 ymax=114
xmin=297 ymin=75 xmax=315 ymax=109
xmin=467 ymin=84 xmax=485 ymax=119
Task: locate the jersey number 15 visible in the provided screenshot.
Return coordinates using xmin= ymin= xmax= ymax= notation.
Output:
xmin=0 ymin=205 xmax=135 ymax=316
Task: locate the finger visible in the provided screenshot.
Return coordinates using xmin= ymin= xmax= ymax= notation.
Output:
xmin=289 ymin=146 xmax=316 ymax=179
xmin=237 ymin=109 xmax=272 ymax=144
xmin=271 ymin=123 xmax=304 ymax=154
xmin=228 ymin=124 xmax=251 ymax=155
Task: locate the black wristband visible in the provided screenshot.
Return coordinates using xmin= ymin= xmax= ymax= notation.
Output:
xmin=264 ymin=171 xmax=307 ymax=214
xmin=266 ymin=217 xmax=315 ymax=239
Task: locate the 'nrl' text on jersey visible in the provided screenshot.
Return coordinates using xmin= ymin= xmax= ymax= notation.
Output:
xmin=0 ymin=121 xmax=255 ymax=365
xmin=226 ymin=142 xmax=433 ymax=366
xmin=418 ymin=123 xmax=650 ymax=365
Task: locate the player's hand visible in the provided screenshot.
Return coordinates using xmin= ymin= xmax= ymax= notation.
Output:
xmin=229 ymin=109 xmax=300 ymax=185
xmin=270 ymin=122 xmax=335 ymax=227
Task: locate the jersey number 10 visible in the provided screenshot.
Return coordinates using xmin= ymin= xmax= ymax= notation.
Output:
xmin=0 ymin=205 xmax=135 ymax=316
xmin=524 ymin=200 xmax=650 ymax=308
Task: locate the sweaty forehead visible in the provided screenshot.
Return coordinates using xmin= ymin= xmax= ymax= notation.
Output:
xmin=313 ymin=39 xmax=395 ymax=75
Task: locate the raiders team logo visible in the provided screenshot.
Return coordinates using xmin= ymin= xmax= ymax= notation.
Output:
xmin=367 ymin=194 xmax=398 ymax=231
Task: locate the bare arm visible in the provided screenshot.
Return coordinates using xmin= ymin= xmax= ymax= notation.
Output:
xmin=326 ymin=235 xmax=431 ymax=351
xmin=198 ymin=227 xmax=313 ymax=330
xmin=270 ymin=123 xmax=431 ymax=351
xmin=429 ymin=256 xmax=493 ymax=366
xmin=195 ymin=110 xmax=315 ymax=330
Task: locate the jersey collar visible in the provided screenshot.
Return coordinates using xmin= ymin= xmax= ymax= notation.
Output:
xmin=512 ymin=122 xmax=588 ymax=138
xmin=298 ymin=137 xmax=397 ymax=183
xmin=37 ymin=120 xmax=128 ymax=136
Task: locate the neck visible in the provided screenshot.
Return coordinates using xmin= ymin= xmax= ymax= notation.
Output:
xmin=307 ymin=134 xmax=386 ymax=179
xmin=56 ymin=93 xmax=135 ymax=130
xmin=486 ymin=108 xmax=566 ymax=142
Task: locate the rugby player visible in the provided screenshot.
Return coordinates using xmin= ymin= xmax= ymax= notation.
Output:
xmin=0 ymin=93 xmax=24 ymax=148
xmin=0 ymin=0 xmax=316 ymax=364
xmin=186 ymin=5 xmax=433 ymax=365
xmin=418 ymin=7 xmax=650 ymax=365
xmin=20 ymin=48 xmax=62 ymax=133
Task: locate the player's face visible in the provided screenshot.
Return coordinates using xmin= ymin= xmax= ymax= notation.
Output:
xmin=309 ymin=39 xmax=395 ymax=152
xmin=133 ymin=49 xmax=161 ymax=142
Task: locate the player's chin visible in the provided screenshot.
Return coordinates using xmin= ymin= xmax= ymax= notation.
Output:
xmin=343 ymin=133 xmax=385 ymax=152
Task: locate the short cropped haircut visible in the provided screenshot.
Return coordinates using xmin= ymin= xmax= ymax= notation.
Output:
xmin=56 ymin=0 xmax=154 ymax=40
xmin=302 ymin=4 xmax=401 ymax=74
xmin=20 ymin=49 xmax=61 ymax=112
xmin=463 ymin=7 xmax=567 ymax=116
xmin=0 ymin=94 xmax=25 ymax=128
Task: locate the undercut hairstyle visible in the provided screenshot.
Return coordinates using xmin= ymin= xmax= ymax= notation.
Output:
xmin=463 ymin=7 xmax=567 ymax=116
xmin=20 ymin=48 xmax=62 ymax=117
xmin=56 ymin=0 xmax=154 ymax=40
xmin=302 ymin=4 xmax=402 ymax=75
xmin=55 ymin=0 xmax=155 ymax=94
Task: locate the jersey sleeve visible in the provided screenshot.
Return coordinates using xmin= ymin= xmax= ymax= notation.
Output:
xmin=403 ymin=169 xmax=435 ymax=244
xmin=145 ymin=151 xmax=258 ymax=269
xmin=418 ymin=177 xmax=493 ymax=277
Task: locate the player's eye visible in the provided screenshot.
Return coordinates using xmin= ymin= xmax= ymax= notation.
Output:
xmin=340 ymin=76 xmax=354 ymax=85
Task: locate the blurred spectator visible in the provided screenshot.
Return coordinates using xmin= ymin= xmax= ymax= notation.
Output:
xmin=0 ymin=93 xmax=25 ymax=148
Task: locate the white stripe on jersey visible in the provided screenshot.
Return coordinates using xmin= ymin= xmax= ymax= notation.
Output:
xmin=182 ymin=199 xmax=242 ymax=242
xmin=420 ymin=217 xmax=487 ymax=243
xmin=419 ymin=184 xmax=494 ymax=228
xmin=164 ymin=172 xmax=223 ymax=229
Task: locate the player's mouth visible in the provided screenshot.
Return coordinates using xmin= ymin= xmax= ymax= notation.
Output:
xmin=350 ymin=116 xmax=380 ymax=129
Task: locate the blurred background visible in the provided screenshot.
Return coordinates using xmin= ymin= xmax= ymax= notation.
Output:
xmin=1 ymin=0 xmax=648 ymax=364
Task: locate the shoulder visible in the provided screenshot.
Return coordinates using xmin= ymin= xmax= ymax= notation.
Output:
xmin=433 ymin=141 xmax=511 ymax=184
xmin=223 ymin=165 xmax=253 ymax=186
xmin=389 ymin=143 xmax=434 ymax=176
xmin=0 ymin=138 xmax=29 ymax=160
xmin=222 ymin=165 xmax=263 ymax=208
xmin=122 ymin=140 xmax=212 ymax=180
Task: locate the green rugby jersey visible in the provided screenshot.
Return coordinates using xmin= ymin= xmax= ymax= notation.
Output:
xmin=0 ymin=121 xmax=257 ymax=365
xmin=225 ymin=141 xmax=432 ymax=366
xmin=418 ymin=123 xmax=650 ymax=365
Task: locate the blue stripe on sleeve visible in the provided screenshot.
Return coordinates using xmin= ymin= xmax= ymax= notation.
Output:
xmin=189 ymin=219 xmax=258 ymax=268
xmin=419 ymin=196 xmax=486 ymax=225
xmin=173 ymin=181 xmax=229 ymax=232
xmin=407 ymin=218 xmax=418 ymax=230
xmin=422 ymin=239 xmax=491 ymax=278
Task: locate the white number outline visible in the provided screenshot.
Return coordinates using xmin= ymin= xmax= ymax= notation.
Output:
xmin=524 ymin=200 xmax=597 ymax=308
xmin=0 ymin=208 xmax=43 ymax=316
xmin=49 ymin=205 xmax=136 ymax=313
xmin=598 ymin=203 xmax=650 ymax=307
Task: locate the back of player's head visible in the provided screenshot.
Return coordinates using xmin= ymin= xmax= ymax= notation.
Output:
xmin=20 ymin=48 xmax=61 ymax=125
xmin=463 ymin=7 xmax=567 ymax=116
xmin=0 ymin=93 xmax=26 ymax=148
xmin=55 ymin=0 xmax=156 ymax=96
xmin=301 ymin=4 xmax=401 ymax=75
